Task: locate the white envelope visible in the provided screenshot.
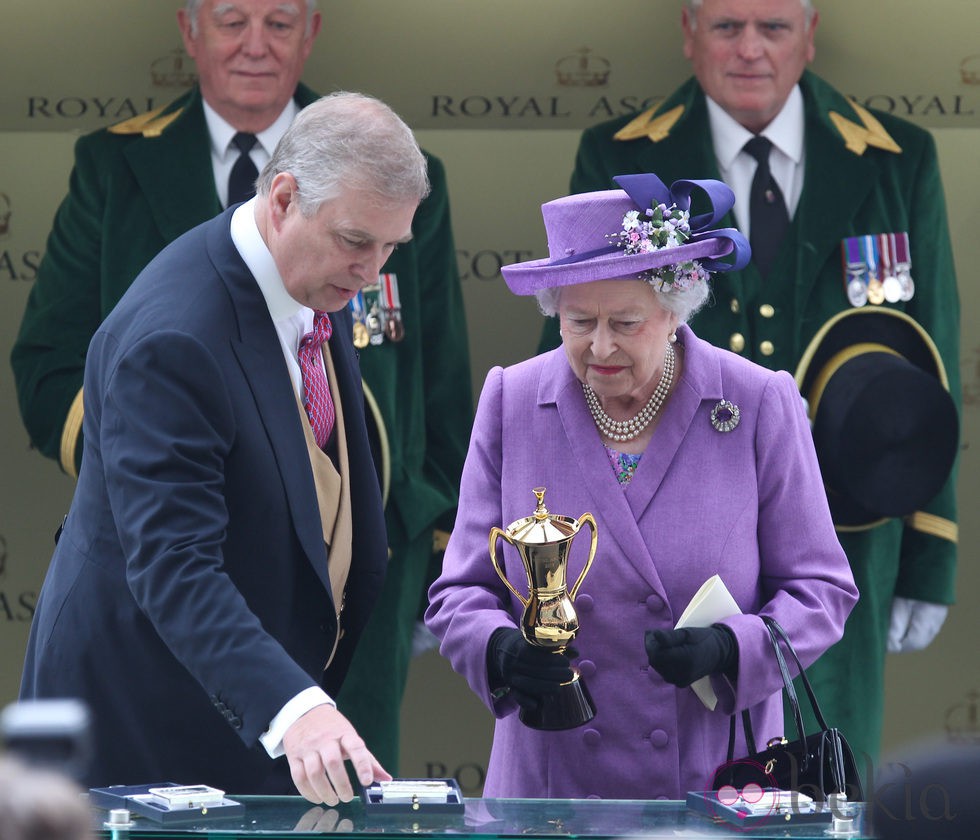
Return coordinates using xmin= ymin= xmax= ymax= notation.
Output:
xmin=674 ymin=574 xmax=741 ymax=710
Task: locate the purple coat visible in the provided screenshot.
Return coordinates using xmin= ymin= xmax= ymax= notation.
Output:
xmin=426 ymin=324 xmax=857 ymax=800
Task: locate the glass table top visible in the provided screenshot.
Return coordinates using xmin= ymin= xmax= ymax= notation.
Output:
xmin=91 ymin=794 xmax=875 ymax=839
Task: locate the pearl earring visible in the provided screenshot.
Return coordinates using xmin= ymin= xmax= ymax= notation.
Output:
xmin=668 ymin=332 xmax=677 ymax=344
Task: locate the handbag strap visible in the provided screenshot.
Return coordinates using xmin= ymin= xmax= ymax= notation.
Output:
xmin=822 ymin=728 xmax=848 ymax=794
xmin=763 ymin=617 xmax=807 ymax=744
xmin=726 ymin=709 xmax=758 ymax=762
xmin=727 ymin=618 xmax=818 ymax=759
xmin=726 ymin=616 xmax=848 ymax=794
xmin=762 ymin=616 xmax=832 ymax=732
xmin=764 ymin=617 xmax=851 ymax=790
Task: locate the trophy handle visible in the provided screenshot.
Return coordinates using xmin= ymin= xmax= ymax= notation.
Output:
xmin=489 ymin=527 xmax=530 ymax=607
xmin=568 ymin=512 xmax=598 ymax=601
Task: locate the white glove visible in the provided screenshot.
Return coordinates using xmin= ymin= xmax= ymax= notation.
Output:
xmin=411 ymin=621 xmax=440 ymax=657
xmin=887 ymin=597 xmax=949 ymax=653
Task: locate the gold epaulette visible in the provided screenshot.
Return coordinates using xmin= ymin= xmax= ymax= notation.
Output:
xmin=108 ymin=105 xmax=184 ymax=138
xmin=829 ymin=99 xmax=902 ymax=156
xmin=614 ymin=104 xmax=685 ymax=143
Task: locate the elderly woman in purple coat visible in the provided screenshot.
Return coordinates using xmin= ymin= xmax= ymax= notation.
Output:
xmin=425 ymin=174 xmax=857 ymax=800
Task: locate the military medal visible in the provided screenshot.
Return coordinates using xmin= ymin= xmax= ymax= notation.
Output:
xmin=349 ymin=291 xmax=370 ymax=348
xmin=863 ymin=235 xmax=885 ymax=305
xmin=879 ymin=233 xmax=902 ymax=303
xmin=366 ymin=307 xmax=384 ymax=345
xmin=379 ymin=273 xmax=405 ymax=342
xmin=841 ymin=237 xmax=868 ymax=307
xmin=893 ymin=232 xmax=915 ymax=301
xmin=356 ymin=283 xmax=385 ymax=345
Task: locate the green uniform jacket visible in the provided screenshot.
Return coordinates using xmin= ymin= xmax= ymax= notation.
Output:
xmin=11 ymin=84 xmax=473 ymax=769
xmin=542 ymin=70 xmax=960 ymax=766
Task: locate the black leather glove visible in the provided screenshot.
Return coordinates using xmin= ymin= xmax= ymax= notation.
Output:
xmin=486 ymin=627 xmax=576 ymax=712
xmin=644 ymin=625 xmax=738 ymax=687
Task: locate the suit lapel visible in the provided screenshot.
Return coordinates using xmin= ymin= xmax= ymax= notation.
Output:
xmin=124 ymin=89 xmax=222 ymax=243
xmin=122 ymin=83 xmax=322 ymax=248
xmin=206 ymin=215 xmax=332 ymax=592
xmin=790 ymin=75 xmax=880 ymax=314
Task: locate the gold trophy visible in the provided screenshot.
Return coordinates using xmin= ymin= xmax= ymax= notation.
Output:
xmin=489 ymin=487 xmax=598 ymax=730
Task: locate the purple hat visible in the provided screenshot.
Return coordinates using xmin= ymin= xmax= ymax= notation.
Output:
xmin=501 ymin=174 xmax=750 ymax=296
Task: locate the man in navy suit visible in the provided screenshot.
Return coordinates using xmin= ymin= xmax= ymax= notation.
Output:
xmin=19 ymin=92 xmax=429 ymax=805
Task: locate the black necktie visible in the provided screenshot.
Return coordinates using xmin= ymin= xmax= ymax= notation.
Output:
xmin=227 ymin=132 xmax=259 ymax=207
xmin=744 ymin=135 xmax=789 ymax=279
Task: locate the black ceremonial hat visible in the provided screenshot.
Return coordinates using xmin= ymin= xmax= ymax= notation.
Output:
xmin=795 ymin=308 xmax=958 ymax=529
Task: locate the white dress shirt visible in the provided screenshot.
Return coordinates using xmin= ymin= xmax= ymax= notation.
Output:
xmin=705 ymin=85 xmax=806 ymax=239
xmin=204 ymin=100 xmax=300 ymax=208
xmin=229 ymin=200 xmax=335 ymax=759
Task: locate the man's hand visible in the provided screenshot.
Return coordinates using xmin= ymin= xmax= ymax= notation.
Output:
xmin=887 ymin=597 xmax=949 ymax=653
xmin=282 ymin=704 xmax=391 ymax=805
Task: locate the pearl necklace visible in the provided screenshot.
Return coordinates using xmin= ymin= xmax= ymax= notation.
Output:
xmin=582 ymin=343 xmax=675 ymax=443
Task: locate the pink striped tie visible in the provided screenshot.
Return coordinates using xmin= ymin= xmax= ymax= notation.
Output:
xmin=298 ymin=311 xmax=335 ymax=448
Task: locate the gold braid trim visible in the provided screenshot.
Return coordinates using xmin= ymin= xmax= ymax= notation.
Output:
xmin=60 ymin=387 xmax=84 ymax=479
xmin=361 ymin=380 xmax=390 ymax=507
xmin=433 ymin=529 xmax=451 ymax=554
xmin=905 ymin=512 xmax=958 ymax=543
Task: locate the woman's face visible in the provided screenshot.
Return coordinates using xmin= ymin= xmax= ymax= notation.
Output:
xmin=559 ymin=279 xmax=679 ymax=405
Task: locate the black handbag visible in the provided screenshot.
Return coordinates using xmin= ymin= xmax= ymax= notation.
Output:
xmin=713 ymin=616 xmax=864 ymax=802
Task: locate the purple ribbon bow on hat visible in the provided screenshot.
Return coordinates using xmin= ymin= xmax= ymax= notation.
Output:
xmin=613 ymin=173 xmax=751 ymax=272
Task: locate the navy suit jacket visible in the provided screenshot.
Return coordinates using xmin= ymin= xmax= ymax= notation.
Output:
xmin=20 ymin=207 xmax=388 ymax=793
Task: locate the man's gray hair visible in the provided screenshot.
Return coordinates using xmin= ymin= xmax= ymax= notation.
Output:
xmin=534 ymin=274 xmax=711 ymax=325
xmin=256 ymin=91 xmax=430 ymax=216
xmin=185 ymin=1 xmax=318 ymax=37
xmin=685 ymin=0 xmax=815 ymax=30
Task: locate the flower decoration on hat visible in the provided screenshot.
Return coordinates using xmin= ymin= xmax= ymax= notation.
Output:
xmin=611 ymin=173 xmax=750 ymax=289
xmin=497 ymin=172 xmax=750 ymax=297
xmin=611 ymin=203 xmax=711 ymax=292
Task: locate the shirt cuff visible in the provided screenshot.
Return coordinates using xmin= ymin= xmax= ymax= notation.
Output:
xmin=259 ymin=686 xmax=335 ymax=759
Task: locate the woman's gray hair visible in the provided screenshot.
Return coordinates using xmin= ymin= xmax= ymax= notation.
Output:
xmin=185 ymin=1 xmax=319 ymax=38
xmin=256 ymin=91 xmax=430 ymax=217
xmin=685 ymin=0 xmax=815 ymax=30
xmin=535 ymin=274 xmax=711 ymax=325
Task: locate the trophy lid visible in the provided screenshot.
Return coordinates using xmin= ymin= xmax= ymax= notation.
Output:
xmin=506 ymin=487 xmax=579 ymax=545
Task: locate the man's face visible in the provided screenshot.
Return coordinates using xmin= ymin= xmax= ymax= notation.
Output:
xmin=178 ymin=1 xmax=321 ymax=132
xmin=682 ymin=0 xmax=817 ymax=134
xmin=266 ymin=176 xmax=419 ymax=314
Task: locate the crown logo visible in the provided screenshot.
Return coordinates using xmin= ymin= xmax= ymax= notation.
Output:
xmin=944 ymin=689 xmax=980 ymax=745
xmin=151 ymin=49 xmax=197 ymax=88
xmin=0 ymin=192 xmax=12 ymax=239
xmin=555 ymin=48 xmax=610 ymax=88
xmin=960 ymin=55 xmax=980 ymax=85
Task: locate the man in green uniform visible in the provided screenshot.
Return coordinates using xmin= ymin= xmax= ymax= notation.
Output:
xmin=539 ymin=0 xmax=959 ymax=773
xmin=11 ymin=0 xmax=471 ymax=773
